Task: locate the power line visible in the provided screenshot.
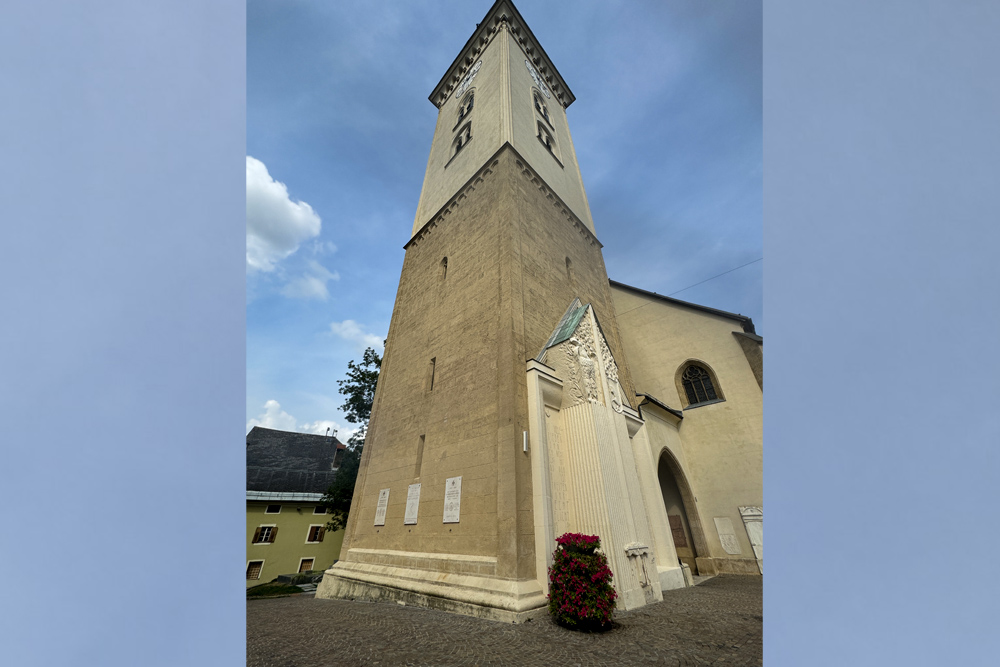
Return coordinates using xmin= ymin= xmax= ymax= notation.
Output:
xmin=667 ymin=258 xmax=762 ymax=297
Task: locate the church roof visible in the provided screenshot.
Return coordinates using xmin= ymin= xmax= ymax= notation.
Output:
xmin=246 ymin=426 xmax=346 ymax=494
xmin=429 ymin=0 xmax=575 ymax=109
xmin=609 ymin=279 xmax=758 ymax=335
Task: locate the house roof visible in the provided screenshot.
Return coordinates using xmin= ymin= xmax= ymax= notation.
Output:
xmin=246 ymin=426 xmax=346 ymax=494
xmin=609 ymin=279 xmax=757 ymax=335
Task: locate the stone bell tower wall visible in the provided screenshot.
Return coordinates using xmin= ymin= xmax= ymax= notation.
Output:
xmin=337 ymin=146 xmax=636 ymax=585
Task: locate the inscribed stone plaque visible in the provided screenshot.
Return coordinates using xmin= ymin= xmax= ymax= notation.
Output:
xmin=374 ymin=488 xmax=390 ymax=526
xmin=714 ymin=516 xmax=742 ymax=555
xmin=404 ymin=483 xmax=421 ymax=525
xmin=668 ymin=515 xmax=688 ymax=548
xmin=443 ymin=476 xmax=462 ymax=523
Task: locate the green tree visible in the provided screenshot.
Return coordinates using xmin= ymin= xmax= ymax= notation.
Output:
xmin=322 ymin=345 xmax=381 ymax=532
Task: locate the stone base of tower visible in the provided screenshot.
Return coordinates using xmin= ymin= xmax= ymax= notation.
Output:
xmin=316 ymin=550 xmax=548 ymax=624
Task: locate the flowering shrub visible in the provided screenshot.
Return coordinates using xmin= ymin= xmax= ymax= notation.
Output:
xmin=547 ymin=532 xmax=617 ymax=631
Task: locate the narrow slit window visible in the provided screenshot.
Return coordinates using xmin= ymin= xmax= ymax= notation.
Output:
xmin=415 ymin=434 xmax=425 ymax=478
xmin=565 ymin=257 xmax=574 ymax=281
xmin=427 ymin=358 xmax=436 ymax=391
xmin=441 ymin=257 xmax=448 ymax=280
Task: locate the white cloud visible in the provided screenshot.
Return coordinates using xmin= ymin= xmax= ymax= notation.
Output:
xmin=281 ymin=260 xmax=340 ymax=300
xmin=329 ymin=319 xmax=384 ymax=352
xmin=246 ymin=399 xmax=297 ymax=433
xmin=246 ymin=156 xmax=322 ymax=272
xmin=247 ymin=400 xmax=353 ymax=439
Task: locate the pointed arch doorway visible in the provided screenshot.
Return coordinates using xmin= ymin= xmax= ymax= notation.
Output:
xmin=658 ymin=451 xmax=705 ymax=575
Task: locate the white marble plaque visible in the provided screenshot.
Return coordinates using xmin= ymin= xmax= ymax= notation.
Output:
xmin=443 ymin=476 xmax=462 ymax=523
xmin=404 ymin=483 xmax=421 ymax=525
xmin=374 ymin=488 xmax=390 ymax=526
xmin=714 ymin=516 xmax=742 ymax=555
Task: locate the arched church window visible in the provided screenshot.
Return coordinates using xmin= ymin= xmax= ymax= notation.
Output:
xmin=680 ymin=364 xmax=722 ymax=407
xmin=453 ymin=122 xmax=472 ymax=157
xmin=537 ymin=122 xmax=554 ymax=152
xmin=533 ymin=91 xmax=549 ymax=124
xmin=458 ymin=91 xmax=474 ymax=122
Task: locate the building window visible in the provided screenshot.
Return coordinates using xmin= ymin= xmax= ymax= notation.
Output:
xmin=453 ymin=123 xmax=472 ymax=157
xmin=307 ymin=525 xmax=326 ymax=543
xmin=313 ymin=506 xmax=327 ymax=514
xmin=427 ymin=357 xmax=436 ymax=391
xmin=681 ymin=364 xmax=721 ymax=407
xmin=265 ymin=504 xmax=281 ymax=514
xmin=440 ymin=256 xmax=448 ymax=280
xmin=298 ymin=558 xmax=315 ymax=573
xmin=458 ymin=91 xmax=474 ymax=122
xmin=252 ymin=525 xmax=278 ymax=544
xmin=247 ymin=560 xmax=264 ymax=580
xmin=537 ymin=122 xmax=555 ymax=153
xmin=533 ymin=91 xmax=549 ymax=124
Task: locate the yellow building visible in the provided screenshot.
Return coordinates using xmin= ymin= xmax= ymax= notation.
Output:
xmin=246 ymin=427 xmax=348 ymax=587
xmin=316 ymin=0 xmax=761 ymax=620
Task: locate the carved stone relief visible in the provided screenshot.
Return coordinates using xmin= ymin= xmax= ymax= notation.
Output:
xmin=596 ymin=330 xmax=624 ymax=414
xmin=564 ymin=333 xmax=599 ymax=406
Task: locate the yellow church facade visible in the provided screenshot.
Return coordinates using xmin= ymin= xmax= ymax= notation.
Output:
xmin=317 ymin=0 xmax=761 ymax=621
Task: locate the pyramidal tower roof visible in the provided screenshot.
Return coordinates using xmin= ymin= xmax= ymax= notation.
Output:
xmin=429 ymin=0 xmax=576 ymax=109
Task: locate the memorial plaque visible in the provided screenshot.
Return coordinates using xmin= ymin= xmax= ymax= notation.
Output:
xmin=404 ymin=483 xmax=421 ymax=525
xmin=374 ymin=488 xmax=390 ymax=526
xmin=668 ymin=515 xmax=688 ymax=548
xmin=714 ymin=516 xmax=742 ymax=555
xmin=443 ymin=476 xmax=462 ymax=523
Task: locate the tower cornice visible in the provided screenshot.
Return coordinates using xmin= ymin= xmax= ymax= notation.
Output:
xmin=405 ymin=144 xmax=600 ymax=251
xmin=429 ymin=0 xmax=576 ymax=110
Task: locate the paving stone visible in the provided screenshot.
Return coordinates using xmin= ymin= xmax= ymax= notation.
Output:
xmin=248 ymin=575 xmax=761 ymax=666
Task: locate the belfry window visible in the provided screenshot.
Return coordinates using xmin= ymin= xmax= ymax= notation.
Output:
xmin=533 ymin=91 xmax=549 ymax=124
xmin=458 ymin=91 xmax=474 ymax=122
xmin=537 ymin=122 xmax=554 ymax=152
xmin=681 ymin=364 xmax=720 ymax=407
xmin=453 ymin=123 xmax=472 ymax=157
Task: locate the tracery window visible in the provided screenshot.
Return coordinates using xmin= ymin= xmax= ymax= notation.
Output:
xmin=681 ymin=364 xmax=719 ymax=406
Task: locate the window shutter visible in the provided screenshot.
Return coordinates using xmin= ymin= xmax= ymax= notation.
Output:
xmin=318 ymin=527 xmax=326 ymax=542
xmin=269 ymin=526 xmax=278 ymax=543
xmin=252 ymin=527 xmax=262 ymax=543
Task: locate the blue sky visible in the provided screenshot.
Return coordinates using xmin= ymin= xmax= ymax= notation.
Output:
xmin=246 ymin=0 xmax=762 ymax=437
xmin=6 ymin=0 xmax=1000 ymax=665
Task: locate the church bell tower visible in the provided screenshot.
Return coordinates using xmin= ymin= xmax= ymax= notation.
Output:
xmin=317 ymin=0 xmax=686 ymax=621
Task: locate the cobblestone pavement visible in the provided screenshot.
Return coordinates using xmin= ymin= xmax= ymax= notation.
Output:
xmin=248 ymin=575 xmax=761 ymax=666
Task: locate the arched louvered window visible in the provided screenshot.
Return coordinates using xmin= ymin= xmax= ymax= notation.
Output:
xmin=681 ymin=364 xmax=719 ymax=406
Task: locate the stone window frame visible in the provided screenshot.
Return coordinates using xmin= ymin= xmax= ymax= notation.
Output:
xmin=675 ymin=359 xmax=726 ymax=409
xmin=536 ymin=120 xmax=562 ymax=166
xmin=298 ymin=557 xmax=315 ymax=574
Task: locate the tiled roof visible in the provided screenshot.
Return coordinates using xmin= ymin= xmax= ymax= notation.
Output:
xmin=246 ymin=426 xmax=346 ymax=494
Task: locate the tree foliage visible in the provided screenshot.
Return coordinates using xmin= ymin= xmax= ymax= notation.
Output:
xmin=336 ymin=345 xmax=382 ymax=446
xmin=322 ymin=345 xmax=382 ymax=532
